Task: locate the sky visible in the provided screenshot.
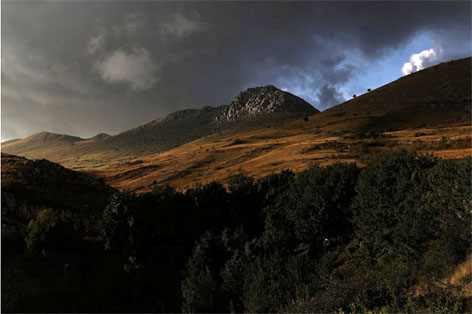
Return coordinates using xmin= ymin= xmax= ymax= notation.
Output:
xmin=2 ymin=1 xmax=471 ymax=141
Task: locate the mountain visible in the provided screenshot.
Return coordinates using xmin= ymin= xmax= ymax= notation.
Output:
xmin=2 ymin=58 xmax=470 ymax=190
xmin=106 ymin=85 xmax=317 ymax=151
xmin=88 ymin=58 xmax=471 ymax=192
xmin=2 ymin=85 xmax=318 ymax=167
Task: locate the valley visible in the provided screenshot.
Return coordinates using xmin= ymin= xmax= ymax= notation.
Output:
xmin=3 ymin=3 xmax=471 ymax=313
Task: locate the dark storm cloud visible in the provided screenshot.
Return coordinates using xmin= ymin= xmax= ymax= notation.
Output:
xmin=317 ymin=84 xmax=346 ymax=109
xmin=2 ymin=1 xmax=471 ymax=140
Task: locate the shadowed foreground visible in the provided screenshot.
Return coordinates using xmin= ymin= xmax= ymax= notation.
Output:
xmin=2 ymin=151 xmax=471 ymax=313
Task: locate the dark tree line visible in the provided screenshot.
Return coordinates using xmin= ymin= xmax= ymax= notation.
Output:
xmin=3 ymin=150 xmax=471 ymax=313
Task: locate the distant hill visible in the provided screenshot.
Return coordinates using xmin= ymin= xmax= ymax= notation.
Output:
xmin=2 ymin=85 xmax=318 ymax=167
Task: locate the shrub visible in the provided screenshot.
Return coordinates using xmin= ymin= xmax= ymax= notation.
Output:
xmin=226 ymin=139 xmax=248 ymax=146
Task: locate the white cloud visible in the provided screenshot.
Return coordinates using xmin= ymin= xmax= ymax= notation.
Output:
xmin=161 ymin=12 xmax=208 ymax=39
xmin=95 ymin=47 xmax=157 ymax=91
xmin=402 ymin=48 xmax=441 ymax=75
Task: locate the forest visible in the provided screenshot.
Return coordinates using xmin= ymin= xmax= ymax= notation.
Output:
xmin=2 ymin=150 xmax=471 ymax=313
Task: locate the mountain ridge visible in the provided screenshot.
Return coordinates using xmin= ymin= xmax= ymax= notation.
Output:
xmin=2 ymin=85 xmax=318 ymax=165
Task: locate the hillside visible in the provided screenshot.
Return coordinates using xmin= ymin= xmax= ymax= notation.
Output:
xmin=2 ymin=85 xmax=317 ymax=167
xmin=88 ymin=58 xmax=471 ymax=192
xmin=1 ymin=153 xmax=114 ymax=226
xmin=304 ymin=56 xmax=471 ymax=132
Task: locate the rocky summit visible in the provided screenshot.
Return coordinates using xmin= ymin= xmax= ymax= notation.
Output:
xmin=215 ymin=85 xmax=318 ymax=125
xmin=151 ymin=85 xmax=318 ymax=128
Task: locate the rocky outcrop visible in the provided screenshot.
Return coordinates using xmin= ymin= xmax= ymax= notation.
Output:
xmin=215 ymin=85 xmax=318 ymax=125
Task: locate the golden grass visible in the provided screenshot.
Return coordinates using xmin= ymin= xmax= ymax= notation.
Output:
xmin=84 ymin=123 xmax=471 ymax=193
xmin=449 ymin=255 xmax=472 ymax=297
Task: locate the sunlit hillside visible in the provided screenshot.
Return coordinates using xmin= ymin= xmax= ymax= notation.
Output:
xmin=82 ymin=58 xmax=471 ymax=192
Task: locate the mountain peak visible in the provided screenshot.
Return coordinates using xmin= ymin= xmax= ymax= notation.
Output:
xmin=25 ymin=131 xmax=83 ymax=144
xmin=242 ymin=84 xmax=278 ymax=94
xmin=215 ymin=85 xmax=318 ymax=124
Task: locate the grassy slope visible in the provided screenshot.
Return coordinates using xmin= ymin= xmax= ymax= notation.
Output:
xmin=87 ymin=57 xmax=471 ymax=192
xmin=89 ymin=123 xmax=471 ymax=193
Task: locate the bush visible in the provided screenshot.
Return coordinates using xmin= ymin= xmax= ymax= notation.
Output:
xmin=226 ymin=139 xmax=248 ymax=146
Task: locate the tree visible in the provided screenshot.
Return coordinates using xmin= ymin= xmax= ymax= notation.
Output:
xmin=25 ymin=208 xmax=80 ymax=255
xmin=419 ymin=158 xmax=472 ymax=279
xmin=186 ymin=181 xmax=230 ymax=236
xmin=227 ymin=173 xmax=263 ymax=237
xmin=101 ymin=193 xmax=133 ymax=253
xmin=353 ymin=151 xmax=438 ymax=262
xmin=237 ymin=163 xmax=360 ymax=312
xmin=182 ymin=232 xmax=229 ymax=313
